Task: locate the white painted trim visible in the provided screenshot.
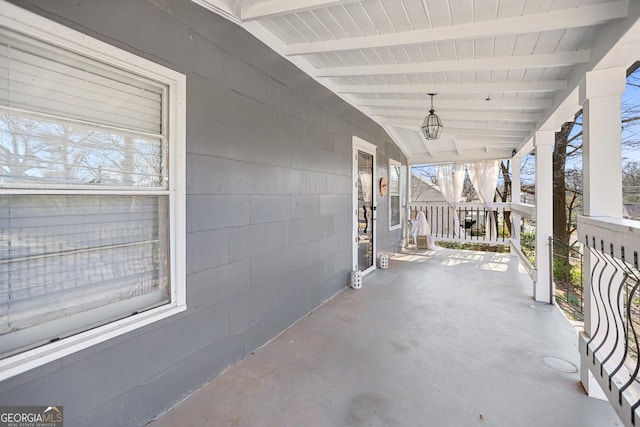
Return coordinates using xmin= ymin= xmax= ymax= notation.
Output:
xmin=241 ymin=0 xmax=360 ymax=21
xmin=355 ymin=98 xmax=552 ymax=110
xmin=315 ymin=50 xmax=591 ymax=77
xmin=0 ymin=304 xmax=186 ymax=382
xmin=337 ymin=81 xmax=568 ymax=95
xmin=352 ymin=136 xmax=377 ymax=276
xmin=388 ymin=158 xmax=402 ymax=231
xmin=0 ymin=1 xmax=187 ymax=380
xmin=369 ymin=110 xmax=542 ymax=122
xmin=190 ymin=0 xmax=241 ymax=24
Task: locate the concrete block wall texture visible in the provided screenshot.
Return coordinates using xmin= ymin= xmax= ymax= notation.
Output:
xmin=0 ymin=0 xmax=406 ymax=425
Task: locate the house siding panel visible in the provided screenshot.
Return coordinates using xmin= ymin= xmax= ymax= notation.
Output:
xmin=1 ymin=0 xmax=406 ymax=425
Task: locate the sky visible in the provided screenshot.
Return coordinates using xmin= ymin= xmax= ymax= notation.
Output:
xmin=518 ymin=68 xmax=640 ymax=187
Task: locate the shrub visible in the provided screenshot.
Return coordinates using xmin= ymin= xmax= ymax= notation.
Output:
xmin=520 ymin=232 xmax=536 ymax=266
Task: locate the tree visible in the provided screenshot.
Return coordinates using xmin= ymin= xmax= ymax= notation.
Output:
xmin=552 ymin=65 xmax=640 ymax=248
xmin=496 ymin=160 xmax=511 ymax=231
xmin=623 ymin=162 xmax=640 ymax=204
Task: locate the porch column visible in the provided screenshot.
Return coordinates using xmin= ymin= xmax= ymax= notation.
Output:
xmin=534 ymin=131 xmax=553 ymax=303
xmin=510 ymin=156 xmax=522 ymax=253
xmin=579 ymin=66 xmax=626 ymax=397
xmin=406 ymin=164 xmax=412 ymax=247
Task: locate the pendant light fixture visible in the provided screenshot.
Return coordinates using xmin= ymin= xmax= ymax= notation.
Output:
xmin=421 ymin=93 xmax=443 ymax=140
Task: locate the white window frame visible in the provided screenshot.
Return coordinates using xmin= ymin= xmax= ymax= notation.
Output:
xmin=388 ymin=159 xmax=402 ymax=231
xmin=0 ymin=1 xmax=187 ymax=381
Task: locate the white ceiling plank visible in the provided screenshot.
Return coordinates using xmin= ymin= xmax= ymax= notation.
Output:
xmin=354 ymin=98 xmax=551 ymax=109
xmin=241 ymin=0 xmax=362 ymax=21
xmin=513 ymin=33 xmax=540 ymax=55
xmin=403 ymin=0 xmax=430 ymax=30
xmin=342 ymin=3 xmax=379 ymax=36
xmin=369 ymin=110 xmax=542 ymax=121
xmin=325 ymin=5 xmax=364 ymax=38
xmin=284 ymin=14 xmax=324 ymax=42
xmin=498 ymin=0 xmax=526 ymax=19
xmin=337 ymin=80 xmax=567 ymax=94
xmin=474 ymin=0 xmax=499 ymax=22
xmin=314 ymin=50 xmax=590 ymax=77
xmin=362 ymin=0 xmax=396 ymax=34
xmin=382 ymin=0 xmax=413 ymax=33
xmin=284 ymin=1 xmax=628 ymax=55
xmin=425 ymin=0 xmax=453 ymax=28
xmin=297 ymin=11 xmax=337 ymax=40
xmin=453 ymin=139 xmax=461 ymax=155
xmin=449 ymin=0 xmax=473 ymax=26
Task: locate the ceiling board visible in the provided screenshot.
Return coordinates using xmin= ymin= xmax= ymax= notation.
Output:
xmin=200 ymin=0 xmax=637 ymax=163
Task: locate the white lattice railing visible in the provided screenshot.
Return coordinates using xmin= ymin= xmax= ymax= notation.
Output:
xmin=578 ymin=215 xmax=640 ymax=427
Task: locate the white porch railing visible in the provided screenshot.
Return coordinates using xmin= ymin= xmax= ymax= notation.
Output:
xmin=510 ymin=202 xmax=536 ymax=281
xmin=578 ymin=215 xmax=640 ymax=426
xmin=409 ymin=202 xmax=510 ymax=245
xmin=408 ymin=201 xmax=539 ymax=282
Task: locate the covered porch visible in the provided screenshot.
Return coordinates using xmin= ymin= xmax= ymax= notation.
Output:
xmin=150 ymin=247 xmax=620 ymax=427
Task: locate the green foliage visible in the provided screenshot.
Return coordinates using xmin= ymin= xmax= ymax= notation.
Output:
xmin=435 ymin=241 xmax=509 ymax=253
xmin=552 ymin=253 xmax=583 ymax=287
xmin=437 ymin=241 xmax=463 ymax=250
xmin=520 ymin=232 xmax=536 ymax=266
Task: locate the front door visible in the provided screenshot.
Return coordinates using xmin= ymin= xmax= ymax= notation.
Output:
xmin=353 ymin=137 xmax=376 ymax=274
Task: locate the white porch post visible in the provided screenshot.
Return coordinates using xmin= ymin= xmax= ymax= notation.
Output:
xmin=510 ymin=156 xmax=522 ymax=253
xmin=406 ymin=164 xmax=412 ymax=247
xmin=534 ymin=131 xmax=554 ymax=303
xmin=579 ymin=66 xmax=626 ymax=397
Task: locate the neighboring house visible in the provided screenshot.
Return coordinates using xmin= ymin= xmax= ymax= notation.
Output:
xmin=0 ymin=1 xmax=406 ymax=426
xmin=410 ymin=173 xmax=447 ymax=203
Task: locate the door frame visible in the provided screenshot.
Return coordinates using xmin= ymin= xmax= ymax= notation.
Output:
xmin=352 ymin=136 xmax=377 ymax=275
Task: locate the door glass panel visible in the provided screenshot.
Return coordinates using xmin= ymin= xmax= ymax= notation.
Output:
xmin=357 ymin=151 xmax=374 ymax=271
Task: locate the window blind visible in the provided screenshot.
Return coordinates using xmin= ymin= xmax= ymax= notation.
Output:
xmin=0 ymin=26 xmax=172 ymax=359
xmin=0 ymin=28 xmax=163 ymax=134
xmin=0 ymin=195 xmax=170 ymax=358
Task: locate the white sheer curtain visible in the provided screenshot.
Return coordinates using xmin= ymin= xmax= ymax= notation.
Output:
xmin=467 ymin=160 xmax=500 ymax=240
xmin=359 ymin=172 xmax=372 ymax=202
xmin=436 ymin=163 xmax=466 ymax=236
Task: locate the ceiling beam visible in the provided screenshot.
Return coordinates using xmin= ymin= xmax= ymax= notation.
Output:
xmin=315 ymin=50 xmax=590 ymax=77
xmin=410 ymin=148 xmax=515 ymax=164
xmin=441 ymin=127 xmax=530 ymax=138
xmin=369 ymin=110 xmax=542 ymax=121
xmin=379 ymin=118 xmax=534 ymax=131
xmin=240 ymin=0 xmax=360 ymax=21
xmin=447 ymin=135 xmax=522 ymax=143
xmin=339 ymin=81 xmax=567 ymax=94
xmin=443 ymin=121 xmax=534 ymax=132
xmin=285 ymin=1 xmax=628 ymax=55
xmin=354 ymin=98 xmax=552 ymax=110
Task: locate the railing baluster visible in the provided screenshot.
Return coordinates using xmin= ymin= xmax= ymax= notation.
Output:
xmin=600 ymin=246 xmax=626 ymax=383
xmin=585 ymin=236 xmax=604 ymax=357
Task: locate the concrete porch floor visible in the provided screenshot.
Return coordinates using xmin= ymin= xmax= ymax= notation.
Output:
xmin=149 ymin=248 xmax=621 ymax=427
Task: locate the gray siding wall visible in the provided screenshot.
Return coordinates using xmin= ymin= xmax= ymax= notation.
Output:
xmin=0 ymin=0 xmax=406 ymax=425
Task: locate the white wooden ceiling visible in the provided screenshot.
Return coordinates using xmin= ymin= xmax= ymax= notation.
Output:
xmin=193 ymin=0 xmax=639 ymax=164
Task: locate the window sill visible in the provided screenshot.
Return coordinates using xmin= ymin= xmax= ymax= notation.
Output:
xmin=0 ymin=303 xmax=186 ymax=382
